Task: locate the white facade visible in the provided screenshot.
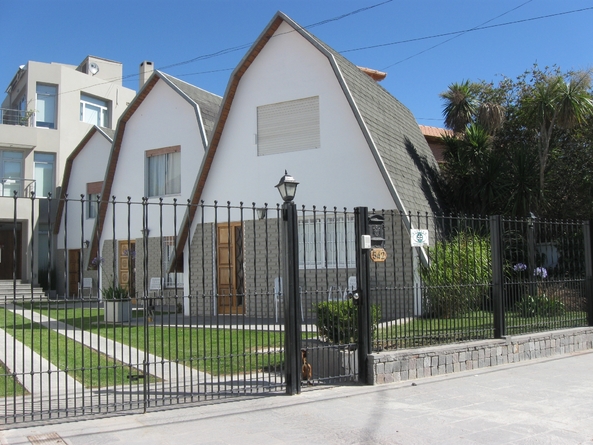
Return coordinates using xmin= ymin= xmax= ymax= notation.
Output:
xmin=101 ymin=77 xmax=209 ymax=242
xmin=199 ymin=21 xmax=394 ymax=219
xmin=56 ymin=127 xmax=113 ymax=250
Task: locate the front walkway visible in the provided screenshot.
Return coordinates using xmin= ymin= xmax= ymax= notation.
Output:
xmin=2 ymin=350 xmax=592 ymax=444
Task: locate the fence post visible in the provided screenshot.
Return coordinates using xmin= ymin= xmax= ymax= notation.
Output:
xmin=490 ymin=215 xmax=505 ymax=338
xmin=584 ymin=221 xmax=593 ymax=326
xmin=282 ymin=200 xmax=301 ymax=395
xmin=355 ymin=207 xmax=372 ymax=384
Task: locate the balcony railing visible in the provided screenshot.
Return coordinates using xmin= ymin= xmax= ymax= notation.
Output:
xmin=0 ymin=178 xmax=37 ymax=198
xmin=0 ymin=108 xmax=34 ymax=127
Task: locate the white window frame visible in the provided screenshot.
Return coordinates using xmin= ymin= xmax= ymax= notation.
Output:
xmin=162 ymin=236 xmax=183 ymax=288
xmin=80 ymin=93 xmax=109 ymax=127
xmin=35 ymin=84 xmax=57 ymax=129
xmin=146 ymin=146 xmax=181 ymax=197
xmin=298 ymin=215 xmax=355 ymax=269
xmin=34 ymin=152 xmax=55 ymax=199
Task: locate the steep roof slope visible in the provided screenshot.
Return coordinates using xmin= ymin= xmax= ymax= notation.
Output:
xmin=175 ymin=12 xmax=442 ymax=261
xmin=87 ymin=71 xmax=221 ymax=266
xmin=309 ymin=28 xmax=442 ymax=216
xmin=160 ymin=73 xmax=222 ymax=143
xmin=53 ymin=126 xmax=114 ymax=235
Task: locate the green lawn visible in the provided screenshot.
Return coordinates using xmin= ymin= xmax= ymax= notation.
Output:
xmin=375 ymin=310 xmax=588 ymax=349
xmin=0 ymin=308 xmax=156 ymax=389
xmin=13 ymin=303 xmax=285 ymax=376
xmin=0 ymin=360 xmax=27 ymax=397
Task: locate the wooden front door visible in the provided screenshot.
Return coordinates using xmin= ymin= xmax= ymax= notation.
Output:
xmin=118 ymin=241 xmax=136 ymax=298
xmin=217 ymin=223 xmax=244 ymax=315
xmin=68 ymin=249 xmax=80 ymax=297
xmin=0 ymin=227 xmax=21 ymax=280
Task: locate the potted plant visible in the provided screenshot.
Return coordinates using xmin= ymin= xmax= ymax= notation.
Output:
xmin=102 ymin=284 xmax=131 ymax=322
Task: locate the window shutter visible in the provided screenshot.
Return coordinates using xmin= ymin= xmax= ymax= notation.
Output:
xmin=257 ymin=96 xmax=320 ymax=156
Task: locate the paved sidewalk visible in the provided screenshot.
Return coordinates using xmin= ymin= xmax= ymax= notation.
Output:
xmin=2 ymin=350 xmax=593 ymax=445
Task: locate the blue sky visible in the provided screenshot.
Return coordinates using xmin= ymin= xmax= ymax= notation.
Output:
xmin=2 ymin=0 xmax=592 ymax=127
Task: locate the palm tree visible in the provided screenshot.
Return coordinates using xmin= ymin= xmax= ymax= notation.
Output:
xmin=440 ymin=80 xmax=478 ymax=133
xmin=441 ymin=80 xmax=506 ymax=135
xmin=520 ymin=71 xmax=593 ymax=197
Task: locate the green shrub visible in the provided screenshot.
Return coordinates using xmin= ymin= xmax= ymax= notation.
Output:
xmin=421 ymin=231 xmax=492 ymax=318
xmin=515 ymin=294 xmax=565 ymax=318
xmin=101 ymin=284 xmax=130 ymax=300
xmin=315 ymin=300 xmax=381 ymax=344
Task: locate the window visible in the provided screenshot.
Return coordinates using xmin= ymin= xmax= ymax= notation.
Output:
xmin=80 ymin=93 xmax=109 ymax=127
xmin=163 ymin=237 xmax=183 ymax=288
xmin=0 ymin=151 xmax=23 ymax=196
xmin=86 ymin=182 xmax=102 ymax=218
xmin=34 ymin=153 xmax=55 ymax=198
xmin=146 ymin=146 xmax=181 ymax=197
xmin=257 ymin=96 xmax=320 ymax=156
xmin=299 ymin=215 xmax=355 ymax=269
xmin=36 ymin=84 xmax=57 ymax=129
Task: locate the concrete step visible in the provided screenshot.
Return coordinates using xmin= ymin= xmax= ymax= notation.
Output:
xmin=0 ymin=280 xmax=46 ymax=301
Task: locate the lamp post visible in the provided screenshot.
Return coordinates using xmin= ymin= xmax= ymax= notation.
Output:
xmin=276 ymin=171 xmax=301 ymax=395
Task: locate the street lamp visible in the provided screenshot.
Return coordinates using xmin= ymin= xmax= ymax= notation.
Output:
xmin=277 ymin=170 xmax=301 ymax=395
xmin=275 ymin=170 xmax=299 ymax=203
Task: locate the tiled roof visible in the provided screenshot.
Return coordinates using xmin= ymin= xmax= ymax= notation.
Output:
xmin=174 ymin=12 xmax=444 ymax=265
xmin=419 ymin=125 xmax=452 ymax=139
xmin=305 ymin=16 xmax=443 ymax=216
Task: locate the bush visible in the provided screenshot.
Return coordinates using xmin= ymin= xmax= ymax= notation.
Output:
xmin=515 ymin=294 xmax=565 ymax=318
xmin=101 ymin=284 xmax=130 ymax=300
xmin=315 ymin=300 xmax=381 ymax=344
xmin=421 ymin=231 xmax=492 ymax=318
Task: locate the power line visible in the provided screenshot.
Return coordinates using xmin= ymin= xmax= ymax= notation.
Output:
xmin=381 ymin=0 xmax=533 ymax=69
xmin=341 ymin=6 xmax=593 ymax=55
xmin=58 ymin=0 xmax=393 ymax=97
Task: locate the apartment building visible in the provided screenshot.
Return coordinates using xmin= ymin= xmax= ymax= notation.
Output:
xmin=0 ymin=56 xmax=136 ymax=289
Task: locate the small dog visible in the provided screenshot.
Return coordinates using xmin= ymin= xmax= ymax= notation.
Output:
xmin=301 ymin=348 xmax=313 ymax=385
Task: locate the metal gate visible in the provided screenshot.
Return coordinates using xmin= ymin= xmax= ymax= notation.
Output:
xmin=0 ymin=197 xmax=377 ymax=426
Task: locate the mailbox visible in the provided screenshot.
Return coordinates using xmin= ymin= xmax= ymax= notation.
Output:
xmin=368 ymin=214 xmax=385 ymax=248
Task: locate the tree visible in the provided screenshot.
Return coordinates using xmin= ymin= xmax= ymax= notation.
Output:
xmin=440 ymin=80 xmax=505 ymax=134
xmin=439 ymin=66 xmax=593 ymax=219
xmin=440 ymin=80 xmax=478 ymax=133
xmin=519 ymin=70 xmax=593 ymax=199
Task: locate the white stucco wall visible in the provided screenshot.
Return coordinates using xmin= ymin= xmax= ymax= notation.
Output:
xmin=101 ymin=78 xmax=206 ymax=242
xmin=198 ymin=21 xmax=395 ymax=220
xmin=57 ymin=130 xmax=112 ymax=249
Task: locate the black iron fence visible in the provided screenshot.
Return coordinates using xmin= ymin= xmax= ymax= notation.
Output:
xmin=0 ymin=193 xmax=591 ymax=426
xmin=368 ymin=212 xmax=590 ymax=351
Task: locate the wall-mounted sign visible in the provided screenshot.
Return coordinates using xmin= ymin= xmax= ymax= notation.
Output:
xmin=370 ymin=247 xmax=387 ymax=262
xmin=411 ymin=229 xmax=429 ymax=247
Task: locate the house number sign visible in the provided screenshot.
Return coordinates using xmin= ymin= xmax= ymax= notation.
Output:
xmin=370 ymin=247 xmax=387 ymax=262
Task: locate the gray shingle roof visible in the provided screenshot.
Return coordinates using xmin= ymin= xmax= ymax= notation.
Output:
xmin=303 ymin=24 xmax=443 ymax=216
xmin=160 ymin=73 xmax=222 ymax=143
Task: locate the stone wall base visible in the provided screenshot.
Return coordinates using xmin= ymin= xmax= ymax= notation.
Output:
xmin=369 ymin=327 xmax=593 ymax=385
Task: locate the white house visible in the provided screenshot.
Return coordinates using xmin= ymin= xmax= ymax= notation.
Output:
xmin=53 ymin=126 xmax=114 ymax=297
xmin=91 ymin=68 xmax=221 ymax=299
xmin=174 ymin=12 xmax=442 ymax=316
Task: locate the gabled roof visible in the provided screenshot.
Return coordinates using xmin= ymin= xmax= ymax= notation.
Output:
xmin=88 ymin=71 xmax=222 ymax=265
xmin=53 ymin=126 xmax=114 ymax=235
xmin=175 ymin=11 xmax=442 ymax=262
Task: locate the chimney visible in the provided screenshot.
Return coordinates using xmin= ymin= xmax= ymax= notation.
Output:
xmin=139 ymin=61 xmax=154 ymax=89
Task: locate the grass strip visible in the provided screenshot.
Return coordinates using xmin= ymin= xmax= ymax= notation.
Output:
xmin=0 ymin=360 xmax=27 ymax=397
xmin=0 ymin=307 xmax=155 ymax=388
xmin=19 ymin=302 xmax=285 ymax=375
